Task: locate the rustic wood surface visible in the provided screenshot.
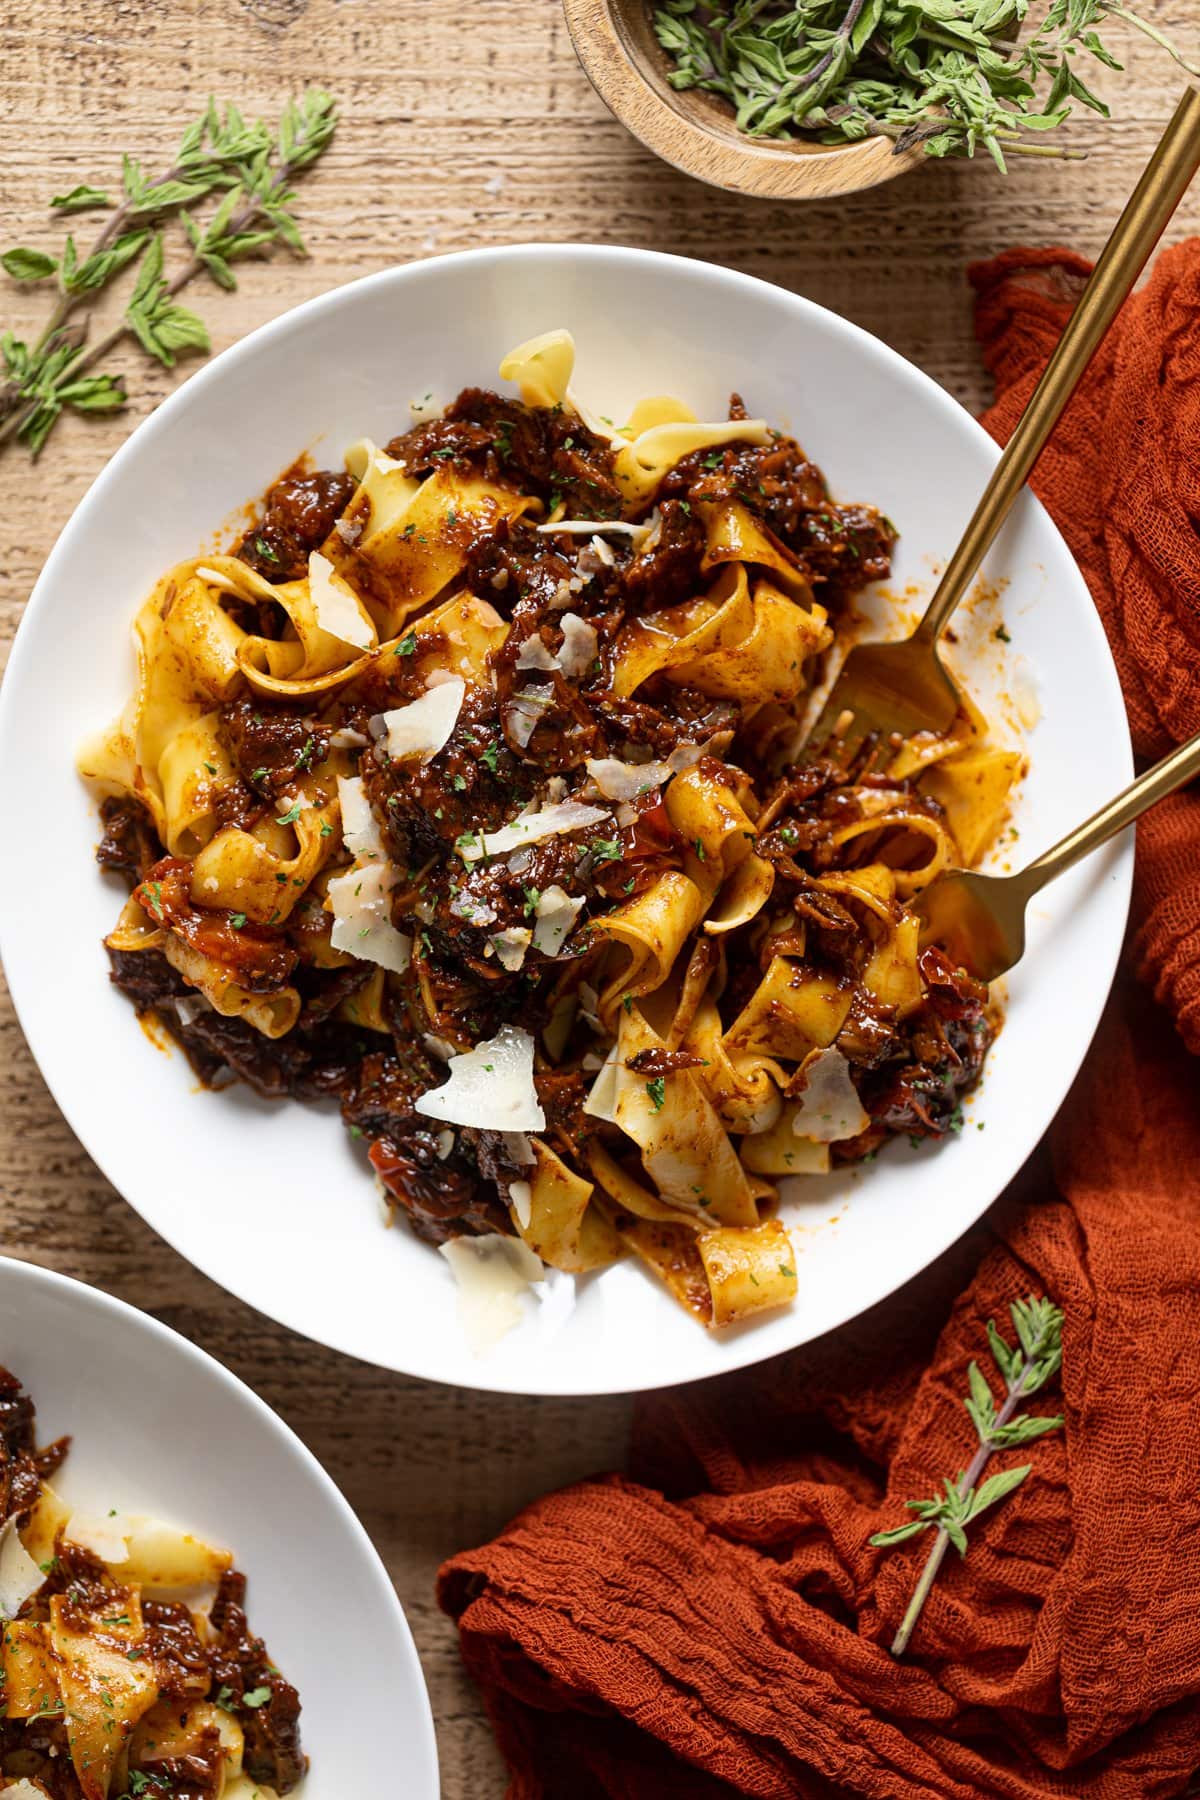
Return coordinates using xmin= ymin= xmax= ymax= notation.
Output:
xmin=0 ymin=2 xmax=1197 ymax=1791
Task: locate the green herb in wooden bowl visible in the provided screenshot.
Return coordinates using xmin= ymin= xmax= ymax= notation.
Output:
xmin=654 ymin=0 xmax=1198 ymax=167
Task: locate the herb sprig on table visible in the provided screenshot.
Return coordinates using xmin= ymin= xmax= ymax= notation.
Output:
xmin=0 ymin=90 xmax=337 ymax=458
xmin=870 ymin=1293 xmax=1063 ymax=1655
xmin=654 ymin=0 xmax=1199 ymax=167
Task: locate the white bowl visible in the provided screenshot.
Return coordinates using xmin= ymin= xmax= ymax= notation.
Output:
xmin=0 ymin=245 xmax=1132 ymax=1394
xmin=0 ymin=1255 xmax=439 ymax=1796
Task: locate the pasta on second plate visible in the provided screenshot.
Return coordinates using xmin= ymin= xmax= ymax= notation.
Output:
xmin=0 ymin=1366 xmax=302 ymax=1799
xmin=80 ymin=330 xmax=1022 ymax=1332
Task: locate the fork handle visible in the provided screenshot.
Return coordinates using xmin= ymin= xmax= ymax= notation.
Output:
xmin=914 ymin=85 xmax=1200 ymax=649
xmin=1019 ymin=730 xmax=1200 ymax=898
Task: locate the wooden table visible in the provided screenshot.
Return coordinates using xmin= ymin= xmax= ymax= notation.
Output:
xmin=1 ymin=3 xmax=1196 ymax=1790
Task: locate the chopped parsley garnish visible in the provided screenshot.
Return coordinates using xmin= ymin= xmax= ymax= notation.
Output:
xmin=275 ymin=801 xmax=303 ymax=826
xmin=394 ymin=631 xmax=418 ymax=656
xmin=779 ymin=825 xmax=799 ymax=846
xmin=480 ymin=741 xmax=500 ymax=774
xmin=146 ymin=881 xmax=164 ymax=920
xmin=702 ymin=452 xmax=723 ymax=469
xmin=646 ymin=1077 xmax=666 ymax=1111
xmin=250 ymin=766 xmax=268 ymax=783
xmin=229 ymin=912 xmax=247 ymax=929
xmin=590 ymin=838 xmax=623 ymax=863
xmin=253 ymin=535 xmax=280 ymax=562
xmin=295 ymin=736 xmax=316 ymax=770
xmin=779 ymin=1263 xmax=796 ymax=1279
xmin=994 ymin=623 xmax=1012 ymax=643
xmin=320 ymin=820 xmax=334 ymax=838
xmin=452 ymin=774 xmax=467 ymax=791
xmin=693 ymin=838 xmax=706 ymax=861
xmin=523 ymin=886 xmax=542 ymax=916
xmin=203 ymin=760 xmax=218 ymax=775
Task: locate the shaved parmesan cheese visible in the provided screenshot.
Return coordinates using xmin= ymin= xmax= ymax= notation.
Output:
xmin=450 ymin=890 xmax=498 ymax=928
xmin=174 ymin=993 xmax=212 ymax=1027
xmin=337 ymin=775 xmax=384 ymax=861
xmin=308 ymin=551 xmax=374 ymax=650
xmin=2 ymin=1780 xmax=57 ymax=1799
xmin=435 ymin=1129 xmax=456 ymax=1160
xmin=505 ymin=684 xmax=555 ymax=749
xmin=373 ymin=676 xmax=465 ymax=764
xmin=668 ymin=741 xmax=707 ymax=774
xmin=491 ymin=926 xmax=532 ymax=971
xmin=423 ymin=1032 xmax=456 ymax=1063
xmin=416 ymin=1024 xmax=546 ymax=1131
xmin=558 ymin=612 xmax=598 ymax=679
xmin=460 ymin=800 xmax=609 ymax=864
xmin=588 ymin=533 xmax=616 ymax=567
xmin=586 ymin=756 xmax=673 ymax=802
xmin=329 ymin=725 xmax=370 ymax=749
xmin=582 ymin=1046 xmax=620 ymax=1124
xmin=65 ymin=1510 xmax=132 ymax=1565
xmin=516 ymin=635 xmax=559 ymax=672
xmin=531 ymin=884 xmax=585 ymax=956
xmin=578 ymin=982 xmax=602 ymax=1032
xmin=792 ymin=1048 xmax=870 ymax=1142
xmin=333 ymin=515 xmax=363 ymax=546
xmin=501 ymin=1130 xmax=535 ymax=1165
xmin=328 ymin=862 xmax=412 ymax=973
xmin=509 ymin=1180 xmax=533 ymax=1230
xmin=439 ymin=1233 xmax=544 ymax=1353
xmin=536 ymin=519 xmax=652 ymax=541
xmin=0 ymin=1518 xmax=44 ymax=1619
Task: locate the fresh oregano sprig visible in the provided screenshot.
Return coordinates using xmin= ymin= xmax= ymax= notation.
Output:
xmin=653 ymin=0 xmax=1199 ymax=168
xmin=0 ymin=90 xmax=337 ymax=457
xmin=870 ymin=1293 xmax=1063 ymax=1655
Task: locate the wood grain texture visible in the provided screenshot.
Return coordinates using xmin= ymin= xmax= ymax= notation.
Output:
xmin=0 ymin=2 xmax=1196 ymax=1792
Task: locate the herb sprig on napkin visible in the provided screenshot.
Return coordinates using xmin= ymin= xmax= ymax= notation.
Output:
xmin=870 ymin=1293 xmax=1064 ymax=1654
xmin=0 ymin=90 xmax=337 ymax=458
xmin=654 ymin=0 xmax=1198 ymax=166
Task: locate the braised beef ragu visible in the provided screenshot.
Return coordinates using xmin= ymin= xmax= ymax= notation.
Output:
xmin=95 ymin=370 xmax=1008 ymax=1313
xmin=236 ymin=464 xmax=357 ymax=582
xmin=0 ymin=1366 xmax=305 ymax=1796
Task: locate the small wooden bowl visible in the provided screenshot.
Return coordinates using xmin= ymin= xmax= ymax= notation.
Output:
xmin=562 ymin=0 xmax=923 ymax=200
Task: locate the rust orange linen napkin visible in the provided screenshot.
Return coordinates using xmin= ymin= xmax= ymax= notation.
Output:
xmin=438 ymin=243 xmax=1200 ymax=1799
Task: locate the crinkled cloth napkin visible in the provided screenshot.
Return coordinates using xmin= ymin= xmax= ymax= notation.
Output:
xmin=438 ymin=243 xmax=1200 ymax=1799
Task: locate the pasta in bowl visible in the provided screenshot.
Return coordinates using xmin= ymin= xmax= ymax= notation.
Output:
xmin=80 ymin=328 xmax=1023 ymax=1337
xmin=0 ymin=1373 xmax=299 ymax=1800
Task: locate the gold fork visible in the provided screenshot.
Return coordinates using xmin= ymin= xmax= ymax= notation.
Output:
xmin=805 ymin=86 xmax=1200 ymax=763
xmin=913 ymin=731 xmax=1200 ymax=982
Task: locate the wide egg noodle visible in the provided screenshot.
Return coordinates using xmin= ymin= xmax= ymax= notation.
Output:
xmin=585 ymin=1004 xmax=759 ymax=1229
xmin=328 ymin=447 xmax=531 ymax=635
xmin=511 ymin=1139 xmax=623 ymax=1272
xmin=612 ymin=564 xmax=831 ymax=707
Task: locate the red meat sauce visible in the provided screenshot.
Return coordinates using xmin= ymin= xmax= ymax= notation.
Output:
xmin=98 ymin=383 xmax=988 ymax=1247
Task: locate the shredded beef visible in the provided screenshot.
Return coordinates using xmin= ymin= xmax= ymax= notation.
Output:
xmin=96 ymin=796 xmax=162 ymax=883
xmin=220 ymin=698 xmax=331 ymax=798
xmin=235 ymin=467 xmax=356 ymax=582
xmin=209 ymin=1571 xmax=306 ymax=1792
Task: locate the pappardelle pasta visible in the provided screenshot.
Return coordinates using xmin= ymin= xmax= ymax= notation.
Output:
xmin=0 ymin=1365 xmax=302 ymax=1798
xmin=81 ymin=331 xmax=1021 ymax=1334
